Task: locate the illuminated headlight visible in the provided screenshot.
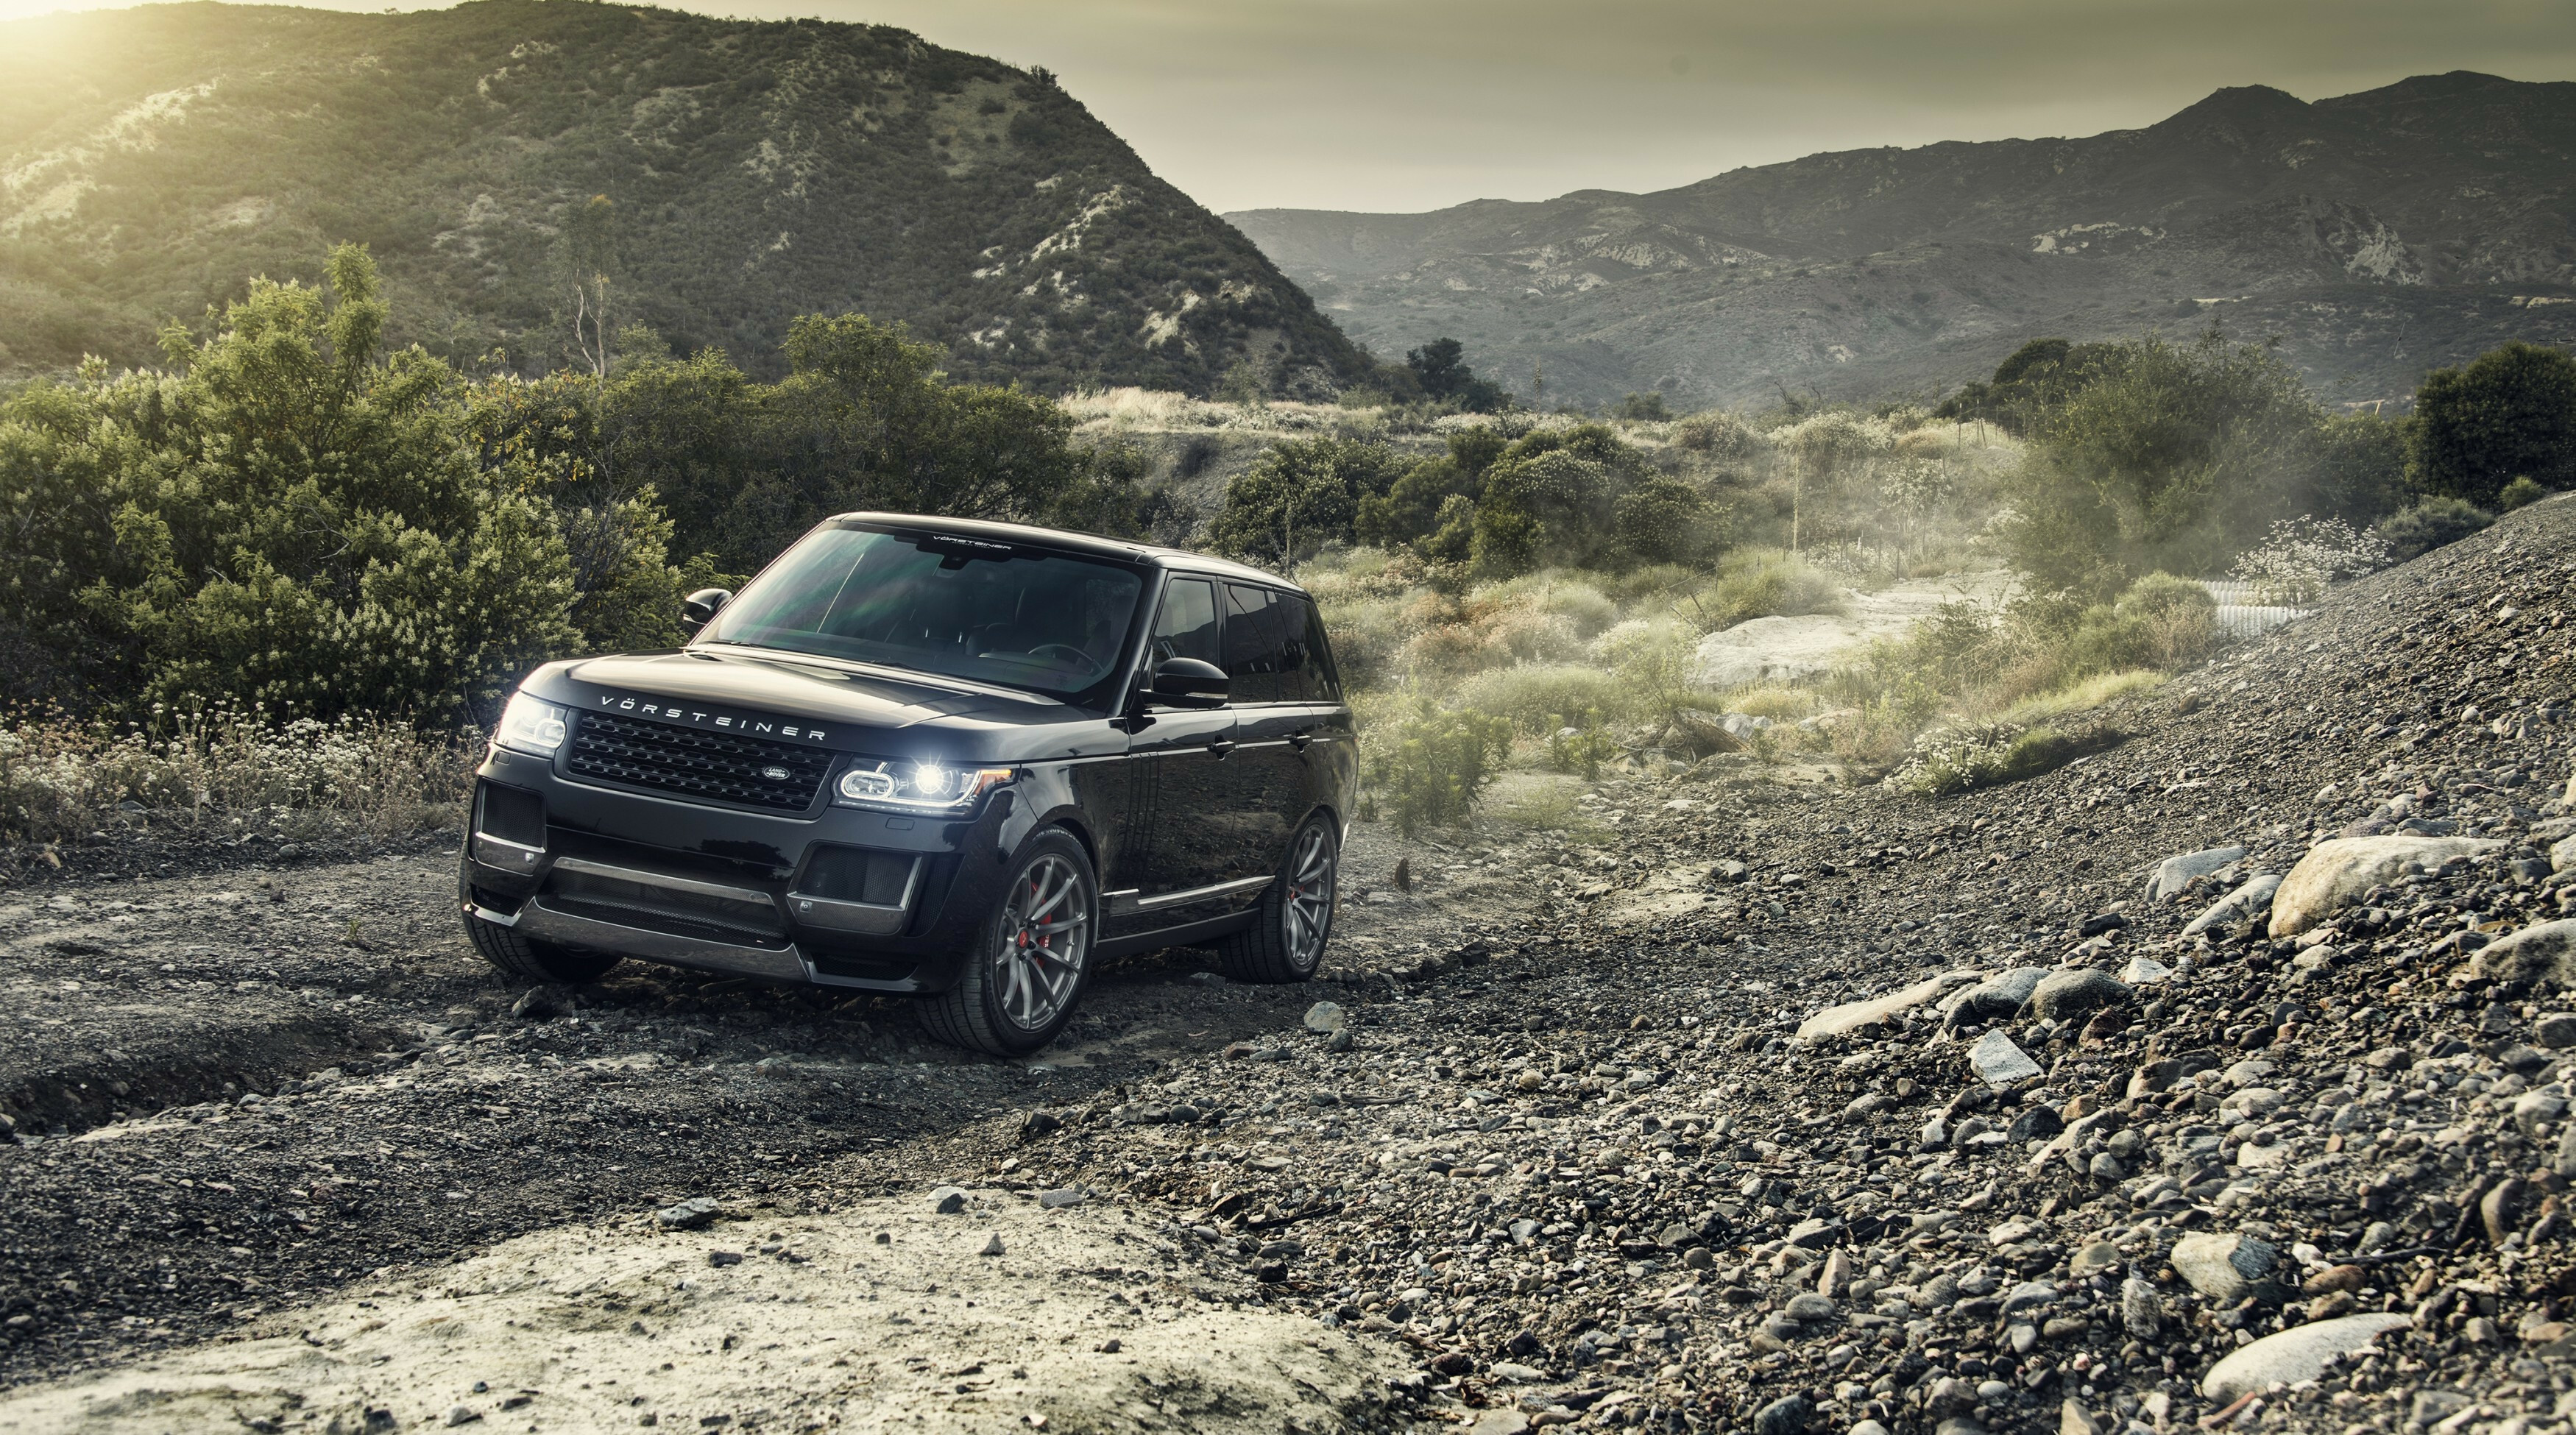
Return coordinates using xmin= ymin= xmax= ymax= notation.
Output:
xmin=495 ymin=692 xmax=570 ymax=756
xmin=835 ymin=759 xmax=1013 ymax=810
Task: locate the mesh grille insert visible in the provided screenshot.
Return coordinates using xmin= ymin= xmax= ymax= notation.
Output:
xmin=541 ymin=867 xmax=788 ymax=946
xmin=566 ymin=711 xmax=832 ymax=812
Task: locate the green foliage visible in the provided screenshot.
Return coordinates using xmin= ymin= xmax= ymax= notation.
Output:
xmin=2000 ymin=331 xmax=2363 ymax=597
xmin=1546 ymin=709 xmax=1621 ymax=779
xmin=1404 ymin=339 xmax=1510 ymax=413
xmin=1672 ymin=411 xmax=1762 ymax=459
xmin=0 ymin=0 xmax=1370 ymax=399
xmin=2408 ymin=341 xmax=2576 ymax=506
xmin=1682 ymin=548 xmax=1846 ymax=632
xmin=1367 ymin=703 xmax=1511 ymax=837
xmin=1889 ymin=722 xmax=2107 ymax=797
xmin=2375 ymin=497 xmax=2496 ymax=561
xmin=1206 ymin=438 xmax=1410 ymax=567
xmin=1352 ymin=429 xmax=1500 ymax=548
xmin=1613 ymin=392 xmax=1672 ymax=421
xmin=0 ymin=245 xmax=581 ymax=724
xmin=2060 ymin=574 xmax=2218 ymax=676
xmin=2501 ymin=476 xmax=2547 ymax=511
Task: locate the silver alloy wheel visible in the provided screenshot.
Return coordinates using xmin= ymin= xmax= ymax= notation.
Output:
xmin=993 ymin=852 xmax=1091 ymax=1032
xmin=1282 ymin=823 xmax=1336 ymax=968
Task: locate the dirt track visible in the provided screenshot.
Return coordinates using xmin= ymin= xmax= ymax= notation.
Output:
xmin=16 ymin=499 xmax=2576 ymax=1434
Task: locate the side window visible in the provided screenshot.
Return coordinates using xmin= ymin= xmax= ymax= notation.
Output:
xmin=1272 ymin=593 xmax=1317 ymax=702
xmin=1150 ymin=578 xmax=1220 ymax=667
xmin=1286 ymin=593 xmax=1341 ymax=702
xmin=1222 ymin=584 xmax=1285 ymax=704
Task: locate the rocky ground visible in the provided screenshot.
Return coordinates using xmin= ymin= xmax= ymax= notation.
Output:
xmin=12 ymin=497 xmax=2576 ymax=1434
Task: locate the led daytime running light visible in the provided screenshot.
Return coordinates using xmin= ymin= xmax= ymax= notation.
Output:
xmin=835 ymin=760 xmax=1013 ymax=809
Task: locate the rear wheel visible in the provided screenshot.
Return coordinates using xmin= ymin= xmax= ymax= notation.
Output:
xmin=1214 ymin=814 xmax=1337 ymax=984
xmin=458 ymin=853 xmax=623 ymax=984
xmin=920 ymin=829 xmax=1097 ymax=1057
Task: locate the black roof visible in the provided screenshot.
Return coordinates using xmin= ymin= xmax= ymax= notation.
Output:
xmin=824 ymin=512 xmax=1300 ymax=591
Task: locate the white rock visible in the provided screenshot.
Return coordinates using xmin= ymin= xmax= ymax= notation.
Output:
xmin=1968 ymin=1032 xmax=2042 ymax=1085
xmin=1797 ymin=971 xmax=1982 ymax=1041
xmin=2147 ymin=846 xmax=2246 ymax=903
xmin=2271 ymin=836 xmax=2502 ymax=936
xmin=2183 ymin=874 xmax=2281 ymax=935
xmin=2119 ymin=954 xmax=2174 ymax=985
xmin=1303 ymin=1002 xmax=1348 ymax=1034
xmin=2553 ymin=833 xmax=2576 ymax=872
xmin=2474 ymin=921 xmax=2576 ymax=989
xmin=2200 ymin=1314 xmax=2410 ymax=1401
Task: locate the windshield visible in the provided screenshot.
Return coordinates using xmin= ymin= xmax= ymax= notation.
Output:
xmin=701 ymin=525 xmax=1147 ymax=701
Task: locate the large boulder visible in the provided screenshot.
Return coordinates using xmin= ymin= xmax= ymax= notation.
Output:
xmin=1942 ymin=968 xmax=2048 ymax=1028
xmin=1797 ymin=971 xmax=1984 ymax=1042
xmin=2181 ymin=874 xmax=2282 ymax=936
xmin=2271 ymin=837 xmax=2501 ymax=938
xmin=2473 ymin=920 xmax=2576 ymax=989
xmin=2200 ymin=1314 xmax=2410 ymax=1402
xmin=2145 ymin=846 xmax=2246 ymax=903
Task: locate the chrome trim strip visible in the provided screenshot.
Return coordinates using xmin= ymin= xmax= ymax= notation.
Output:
xmin=787 ymin=855 xmax=924 ymax=938
xmin=514 ymin=902 xmax=807 ymax=982
xmin=551 ymin=856 xmax=779 ymax=909
xmin=463 ymin=900 xmax=521 ymax=929
xmin=1117 ymin=874 xmax=1273 ymax=913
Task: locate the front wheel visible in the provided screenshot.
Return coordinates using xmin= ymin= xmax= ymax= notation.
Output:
xmin=457 ymin=853 xmax=623 ymax=984
xmin=919 ymin=829 xmax=1097 ymax=1057
xmin=1215 ymin=814 xmax=1337 ymax=984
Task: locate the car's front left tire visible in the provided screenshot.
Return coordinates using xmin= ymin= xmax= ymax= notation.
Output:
xmin=919 ymin=829 xmax=1098 ymax=1057
xmin=458 ymin=854 xmax=623 ymax=984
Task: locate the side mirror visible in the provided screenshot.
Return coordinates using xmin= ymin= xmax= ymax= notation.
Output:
xmin=1147 ymin=657 xmax=1229 ymax=708
xmin=681 ymin=588 xmax=733 ymax=631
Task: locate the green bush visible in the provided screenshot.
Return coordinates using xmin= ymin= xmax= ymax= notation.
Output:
xmin=1682 ymin=548 xmax=1847 ymax=631
xmin=1367 ymin=704 xmax=1512 ymax=837
xmin=1889 ymin=720 xmax=2118 ymax=796
xmin=1452 ymin=663 xmax=1631 ymax=734
xmin=1546 ymin=709 xmax=1621 ymax=780
xmin=2408 ymin=341 xmax=2576 ymax=507
xmin=2501 ymin=476 xmax=2547 ymax=511
xmin=2375 ymin=497 xmax=2496 ymax=561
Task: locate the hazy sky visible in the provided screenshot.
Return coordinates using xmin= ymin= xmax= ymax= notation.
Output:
xmin=9 ymin=0 xmax=2575 ymax=213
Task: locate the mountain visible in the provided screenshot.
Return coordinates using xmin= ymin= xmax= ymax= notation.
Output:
xmin=1229 ymin=73 xmax=2576 ymax=410
xmin=0 ymin=0 xmax=1368 ymax=397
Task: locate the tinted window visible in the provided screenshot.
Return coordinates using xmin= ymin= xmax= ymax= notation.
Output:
xmin=1277 ymin=592 xmax=1336 ymax=702
xmin=1222 ymin=584 xmax=1287 ymax=704
xmin=1150 ymin=578 xmax=1220 ymax=666
xmin=702 ymin=526 xmax=1144 ymax=701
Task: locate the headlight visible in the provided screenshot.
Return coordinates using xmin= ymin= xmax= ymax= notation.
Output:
xmin=835 ymin=759 xmax=1013 ymax=810
xmin=495 ymin=692 xmax=570 ymax=756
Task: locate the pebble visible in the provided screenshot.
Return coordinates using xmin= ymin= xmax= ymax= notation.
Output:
xmin=654 ymin=1197 xmax=723 ymax=1231
xmin=1303 ymin=1002 xmax=1348 ymax=1034
xmin=930 ymin=1186 xmax=969 ymax=1215
xmin=2146 ymin=846 xmax=2246 ymax=902
xmin=979 ymin=1233 xmax=1005 ymax=1256
xmin=1037 ymin=1188 xmax=1086 ymax=1209
xmin=2170 ymin=1232 xmax=2274 ymax=1303
xmin=1755 ymin=1395 xmax=1813 ymax=1435
xmin=2031 ymin=968 xmax=2133 ymax=1021
xmin=1967 ymin=1030 xmax=2041 ymax=1085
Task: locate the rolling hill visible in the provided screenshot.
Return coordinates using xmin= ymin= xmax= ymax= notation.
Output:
xmin=1229 ymin=73 xmax=2576 ymax=410
xmin=0 ymin=0 xmax=1370 ymax=396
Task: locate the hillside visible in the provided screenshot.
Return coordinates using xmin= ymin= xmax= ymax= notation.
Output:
xmin=1231 ymin=72 xmax=2576 ymax=409
xmin=0 ymin=0 xmax=1369 ymax=396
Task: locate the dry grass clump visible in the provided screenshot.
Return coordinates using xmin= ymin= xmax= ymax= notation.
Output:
xmin=0 ymin=706 xmax=475 ymax=847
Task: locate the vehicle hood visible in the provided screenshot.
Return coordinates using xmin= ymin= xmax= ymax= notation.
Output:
xmin=534 ymin=649 xmax=1097 ymax=758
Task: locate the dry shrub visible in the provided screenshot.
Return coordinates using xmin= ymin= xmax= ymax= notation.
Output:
xmin=2 ymin=706 xmax=476 ymax=847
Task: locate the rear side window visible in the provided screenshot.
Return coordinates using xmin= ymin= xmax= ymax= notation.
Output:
xmin=1150 ymin=578 xmax=1220 ymax=666
xmin=1222 ymin=584 xmax=1288 ymax=704
xmin=1280 ymin=593 xmax=1340 ymax=702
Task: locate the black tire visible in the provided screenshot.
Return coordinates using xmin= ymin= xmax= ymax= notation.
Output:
xmin=919 ymin=829 xmax=1098 ymax=1057
xmin=1215 ymin=813 xmax=1338 ymax=984
xmin=458 ymin=854 xmax=623 ymax=984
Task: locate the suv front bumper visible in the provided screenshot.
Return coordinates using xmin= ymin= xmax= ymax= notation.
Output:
xmin=459 ymin=748 xmax=1008 ymax=993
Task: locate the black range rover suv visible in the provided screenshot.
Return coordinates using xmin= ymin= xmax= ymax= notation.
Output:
xmin=458 ymin=514 xmax=1356 ymax=1055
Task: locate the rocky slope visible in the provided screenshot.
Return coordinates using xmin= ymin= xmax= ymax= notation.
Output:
xmin=1231 ymin=73 xmax=2576 ymax=408
xmin=13 ymin=500 xmax=2576 ymax=1432
xmin=0 ymin=0 xmax=1369 ymax=397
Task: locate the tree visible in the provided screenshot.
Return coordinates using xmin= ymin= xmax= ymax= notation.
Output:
xmin=1353 ymin=428 xmax=1508 ymax=549
xmin=0 ymin=244 xmax=581 ymax=723
xmin=2409 ymin=341 xmax=2576 ymax=506
xmin=1206 ymin=439 xmax=1406 ymax=566
xmin=1405 ymin=337 xmax=1509 ymax=413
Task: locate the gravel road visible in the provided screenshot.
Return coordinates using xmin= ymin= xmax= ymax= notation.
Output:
xmin=15 ymin=498 xmax=2576 ymax=1435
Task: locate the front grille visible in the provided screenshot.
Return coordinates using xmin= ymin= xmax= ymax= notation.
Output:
xmin=566 ymin=712 xmax=832 ymax=812
xmin=541 ymin=867 xmax=789 ymax=946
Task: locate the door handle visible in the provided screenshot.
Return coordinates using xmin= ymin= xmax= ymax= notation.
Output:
xmin=1206 ymin=738 xmax=1236 ymax=759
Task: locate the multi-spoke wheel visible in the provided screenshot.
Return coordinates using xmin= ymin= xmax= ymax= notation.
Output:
xmin=921 ymin=829 xmax=1097 ymax=1057
xmin=1215 ymin=812 xmax=1338 ymax=984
